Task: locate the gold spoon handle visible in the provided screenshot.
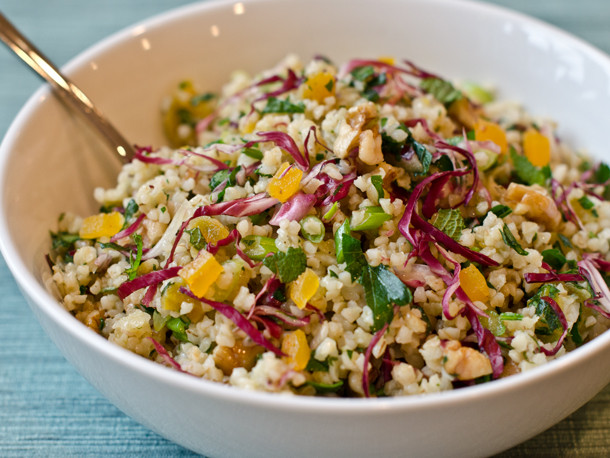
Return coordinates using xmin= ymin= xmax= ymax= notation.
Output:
xmin=0 ymin=11 xmax=135 ymax=162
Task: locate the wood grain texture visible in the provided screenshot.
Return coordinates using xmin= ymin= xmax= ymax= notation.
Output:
xmin=0 ymin=1 xmax=608 ymax=456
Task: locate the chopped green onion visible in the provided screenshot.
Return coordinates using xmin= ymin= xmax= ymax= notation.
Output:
xmin=350 ymin=206 xmax=392 ymax=231
xmin=300 ymin=216 xmax=325 ymax=243
xmin=241 ymin=235 xmax=278 ymax=261
xmin=323 ymin=202 xmax=339 ymax=221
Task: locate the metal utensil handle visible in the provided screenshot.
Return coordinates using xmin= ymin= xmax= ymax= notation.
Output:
xmin=0 ymin=11 xmax=134 ymax=161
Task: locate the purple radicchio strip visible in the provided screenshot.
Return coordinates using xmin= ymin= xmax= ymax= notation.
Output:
xmin=147 ymin=337 xmax=187 ymax=373
xmin=537 ymin=296 xmax=569 ymax=356
xmin=362 ymin=320 xmax=391 ymax=398
xmin=252 ymin=305 xmax=311 ymax=328
xmin=248 ymin=130 xmax=310 ymax=171
xmin=117 ymin=266 xmax=181 ymax=300
xmin=250 ymin=315 xmax=284 ymax=340
xmin=577 ymin=258 xmax=610 ymax=318
xmin=269 ymin=191 xmax=316 ymax=226
xmin=205 ymin=228 xmax=257 ymax=268
xmin=464 ymin=306 xmax=504 ymax=378
xmin=251 ymin=69 xmax=302 ymax=106
xmin=180 ymin=287 xmax=284 ymax=356
xmin=411 ymin=213 xmax=498 ymax=267
xmin=398 ymin=169 xmax=468 ymax=247
xmin=110 ymin=213 xmax=145 ymax=243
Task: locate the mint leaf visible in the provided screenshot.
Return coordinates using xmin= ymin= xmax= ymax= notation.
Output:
xmin=420 ymin=77 xmax=462 ymax=106
xmin=432 ymin=208 xmax=465 ymax=240
xmin=262 ymin=246 xmax=307 ymax=283
xmin=527 ymin=284 xmax=562 ymax=342
xmin=360 ymin=264 xmax=412 ymax=331
xmin=500 ymin=223 xmax=528 ymax=256
xmin=262 ymin=97 xmax=305 ymax=114
xmin=510 ymin=146 xmax=551 ymax=186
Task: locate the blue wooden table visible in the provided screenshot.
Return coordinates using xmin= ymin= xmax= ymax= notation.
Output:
xmin=1 ymin=1 xmax=609 ymax=456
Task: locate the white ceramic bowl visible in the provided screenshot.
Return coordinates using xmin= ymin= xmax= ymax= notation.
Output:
xmin=2 ymin=0 xmax=610 ymax=456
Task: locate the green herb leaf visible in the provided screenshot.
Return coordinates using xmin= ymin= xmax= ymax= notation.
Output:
xmin=190 ymin=92 xmax=215 ymax=106
xmin=593 ymin=163 xmax=610 ymax=183
xmin=242 ymin=147 xmax=263 ymax=160
xmin=510 ymin=146 xmax=551 ymax=186
xmin=420 ymin=77 xmax=462 ymax=106
xmin=351 ymin=66 xmax=375 ymax=81
xmin=262 ymin=247 xmax=307 ymax=283
xmin=432 ymin=208 xmax=465 ymax=241
xmin=185 ymin=227 xmax=206 ymax=251
xmin=123 ymin=199 xmax=139 ymax=224
xmin=166 ymin=316 xmax=190 ymax=342
xmin=542 ymin=248 xmax=566 ymax=271
xmin=528 ymin=284 xmax=562 ymax=342
xmin=409 ymin=133 xmax=432 ymax=176
xmin=558 ymin=233 xmax=573 ymax=249
xmin=500 ymin=223 xmax=528 ymax=256
xmin=50 ymin=231 xmax=80 ymax=252
xmin=305 ymin=380 xmax=344 ymax=394
xmin=305 ymin=353 xmax=336 ymax=372
xmin=341 ymin=233 xmax=368 ymax=280
xmin=261 ymin=97 xmax=305 ymax=114
xmin=490 ymin=204 xmax=512 ymax=218
xmin=360 ymin=263 xmax=412 ymax=331
xmin=371 ymin=175 xmax=385 ymax=201
xmin=334 ymin=218 xmax=352 ymax=263
xmin=124 ymin=234 xmax=143 ymax=281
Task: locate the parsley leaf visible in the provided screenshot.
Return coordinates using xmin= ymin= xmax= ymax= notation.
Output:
xmin=262 ymin=97 xmax=305 ymax=114
xmin=124 ymin=234 xmax=143 ymax=281
xmin=527 ymin=284 xmax=563 ymax=342
xmin=262 ymin=247 xmax=307 ymax=283
xmin=342 ymin=233 xmax=368 ymax=280
xmin=185 ymin=227 xmax=206 ymax=250
xmin=542 ymin=248 xmax=566 ymax=271
xmin=510 ymin=146 xmax=551 ymax=186
xmin=420 ymin=77 xmax=462 ymax=106
xmin=123 ymin=199 xmax=139 ymax=227
xmin=432 ymin=208 xmax=465 ymax=241
xmin=360 ymin=263 xmax=412 ymax=331
xmin=336 ymin=222 xmax=412 ymax=331
xmin=500 ymin=223 xmax=528 ymax=256
xmin=490 ymin=204 xmax=512 ymax=218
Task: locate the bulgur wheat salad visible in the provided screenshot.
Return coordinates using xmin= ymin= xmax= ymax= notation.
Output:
xmin=47 ymin=55 xmax=610 ymax=397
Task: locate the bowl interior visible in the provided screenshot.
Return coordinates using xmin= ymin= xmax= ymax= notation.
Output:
xmin=2 ymin=0 xmax=610 ymax=456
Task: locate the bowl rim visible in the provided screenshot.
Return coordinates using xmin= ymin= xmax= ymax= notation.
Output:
xmin=1 ymin=0 xmax=610 ymax=414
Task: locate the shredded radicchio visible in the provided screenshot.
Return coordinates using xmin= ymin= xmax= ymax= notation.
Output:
xmin=110 ymin=213 xmax=145 ymax=243
xmin=180 ymin=287 xmax=284 ymax=356
xmin=246 ymin=130 xmax=310 ymax=170
xmin=147 ymin=337 xmax=187 ymax=373
xmin=117 ymin=266 xmax=181 ymax=300
xmin=577 ymin=258 xmax=610 ymax=318
xmin=537 ymin=296 xmax=569 ymax=356
xmin=269 ymin=191 xmax=316 ymax=226
xmin=465 ymin=307 xmax=504 ymax=378
xmin=362 ymin=320 xmax=390 ymax=398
